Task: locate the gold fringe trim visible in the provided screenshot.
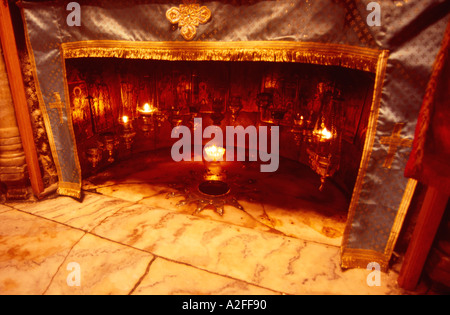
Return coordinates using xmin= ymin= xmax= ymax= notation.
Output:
xmin=61 ymin=41 xmax=381 ymax=73
xmin=57 ymin=188 xmax=81 ymax=200
xmin=57 ymin=182 xmax=82 ymax=200
xmin=341 ymin=248 xmax=389 ymax=272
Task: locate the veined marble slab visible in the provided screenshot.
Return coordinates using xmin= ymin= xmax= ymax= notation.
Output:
xmin=44 ymin=233 xmax=154 ymax=295
xmin=0 ymin=210 xmax=84 ymax=294
xmin=91 ymin=205 xmax=403 ymax=295
xmin=5 ymin=192 xmax=133 ymax=232
xmin=133 ymin=258 xmax=281 ymax=295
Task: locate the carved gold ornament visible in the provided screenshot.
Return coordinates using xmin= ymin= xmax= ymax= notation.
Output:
xmin=166 ymin=2 xmax=211 ymax=41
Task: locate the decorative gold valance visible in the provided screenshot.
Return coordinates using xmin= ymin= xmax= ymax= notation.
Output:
xmin=61 ymin=41 xmax=380 ymax=73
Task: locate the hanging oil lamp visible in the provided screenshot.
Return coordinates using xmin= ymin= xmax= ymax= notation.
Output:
xmin=307 ymin=84 xmax=343 ymax=191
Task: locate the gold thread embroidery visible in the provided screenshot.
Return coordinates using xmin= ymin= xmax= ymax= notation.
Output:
xmin=340 ymin=248 xmax=389 ymax=272
xmin=166 ymin=2 xmax=211 ymax=41
xmin=380 ymin=123 xmax=413 ymax=169
xmin=48 ymin=92 xmax=65 ymax=124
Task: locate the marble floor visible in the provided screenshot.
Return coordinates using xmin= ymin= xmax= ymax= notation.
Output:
xmin=0 ymin=150 xmax=410 ymax=295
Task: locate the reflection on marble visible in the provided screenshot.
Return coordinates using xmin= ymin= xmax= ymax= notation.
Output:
xmin=83 ymin=149 xmax=348 ymax=246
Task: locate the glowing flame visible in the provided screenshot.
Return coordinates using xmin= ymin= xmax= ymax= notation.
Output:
xmin=204 ymin=145 xmax=225 ymax=161
xmin=142 ymin=103 xmax=156 ymax=113
xmin=314 ymin=125 xmax=333 ymax=141
xmin=320 ymin=127 xmax=333 ymax=140
xmin=122 ymin=115 xmax=129 ymax=124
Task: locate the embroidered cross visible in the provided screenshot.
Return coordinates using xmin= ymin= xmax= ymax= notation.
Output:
xmin=166 ymin=1 xmax=211 ymax=41
xmin=49 ymin=92 xmax=65 ymax=124
xmin=379 ymin=123 xmax=413 ymax=169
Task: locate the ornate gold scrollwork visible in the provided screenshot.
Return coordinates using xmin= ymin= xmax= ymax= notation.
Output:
xmin=166 ymin=2 xmax=211 ymax=41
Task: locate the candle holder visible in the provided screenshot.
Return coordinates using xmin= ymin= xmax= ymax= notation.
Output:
xmin=228 ymin=96 xmax=243 ymax=124
xmin=165 ymin=139 xmax=264 ymax=216
xmin=256 ymin=92 xmax=273 ymax=111
xmin=291 ymin=113 xmax=307 ymax=146
xmin=166 ymin=156 xmax=256 ymax=217
xmin=203 ymin=145 xmax=226 ymax=182
xmin=119 ymin=115 xmax=132 ymax=132
xmin=86 ymin=147 xmax=102 ymax=169
xmin=306 ymin=150 xmax=335 ymax=191
xmin=154 ymin=111 xmax=168 ymax=128
xmin=270 ymin=108 xmax=286 ymax=124
xmin=199 ymin=145 xmax=229 ymax=215
xmin=121 ymin=129 xmax=136 ymax=151
xmin=102 ymin=132 xmax=117 ymax=163
xmin=211 ymin=98 xmax=225 ymax=125
xmin=256 ymin=92 xmax=273 ymax=123
xmin=169 ymin=109 xmax=189 ymax=128
xmin=138 ymin=103 xmax=157 ymax=135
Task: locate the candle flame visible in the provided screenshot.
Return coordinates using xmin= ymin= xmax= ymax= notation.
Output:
xmin=142 ymin=103 xmax=156 ymax=113
xmin=317 ymin=127 xmax=333 ymax=140
xmin=314 ymin=123 xmax=334 ymax=141
xmin=122 ymin=115 xmax=129 ymax=124
xmin=204 ymin=145 xmax=225 ymax=161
